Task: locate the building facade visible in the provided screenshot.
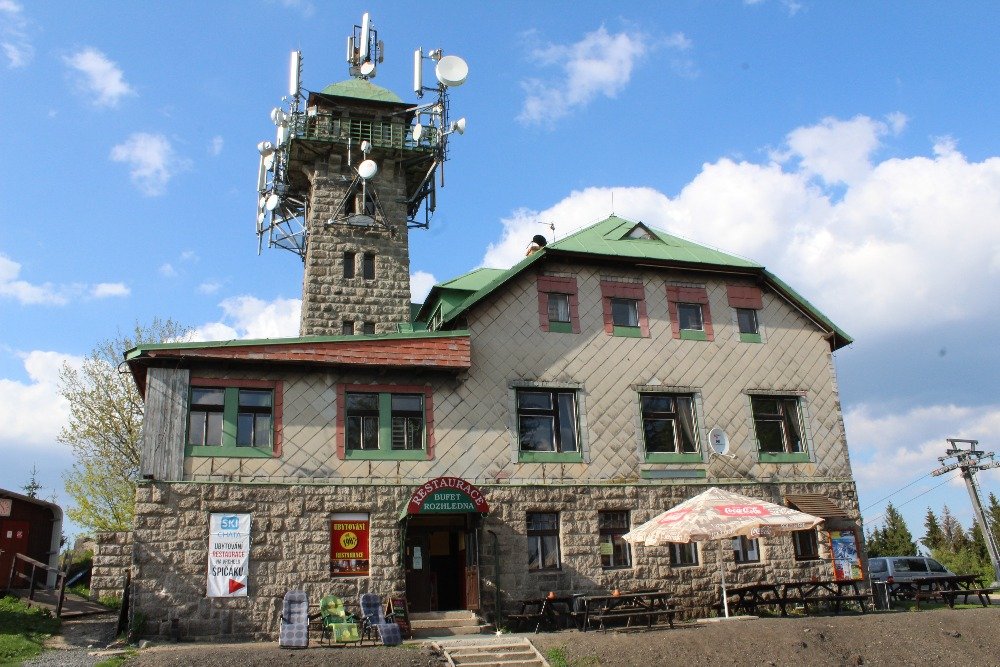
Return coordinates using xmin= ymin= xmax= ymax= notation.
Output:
xmin=124 ymin=214 xmax=861 ymax=640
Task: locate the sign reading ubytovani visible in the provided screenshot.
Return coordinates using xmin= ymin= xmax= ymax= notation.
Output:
xmin=406 ymin=477 xmax=489 ymax=514
xmin=330 ymin=512 xmax=370 ymax=576
xmin=207 ymin=513 xmax=251 ymax=597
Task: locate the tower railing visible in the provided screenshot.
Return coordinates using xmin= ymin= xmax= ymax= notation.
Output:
xmin=290 ymin=114 xmax=437 ymax=153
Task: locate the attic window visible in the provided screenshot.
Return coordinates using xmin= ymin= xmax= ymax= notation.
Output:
xmin=626 ymin=225 xmax=655 ymax=240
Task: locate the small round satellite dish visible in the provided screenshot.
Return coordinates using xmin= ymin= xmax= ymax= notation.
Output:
xmin=265 ymin=194 xmax=281 ymax=211
xmin=708 ymin=427 xmax=730 ymax=455
xmin=360 ymin=140 xmax=372 ymax=154
xmin=257 ymin=211 xmax=266 ymax=224
xmin=359 ymin=60 xmax=376 ymax=76
xmin=263 ymin=154 xmax=275 ymax=170
xmin=412 ymin=123 xmax=423 ymax=141
xmin=435 ymin=55 xmax=468 ymax=87
xmin=257 ymin=141 xmax=274 ymax=156
xmin=452 ymin=117 xmax=466 ymax=135
xmin=258 ymin=196 xmax=267 ymax=210
xmin=270 ymin=107 xmax=285 ymax=125
xmin=357 ymin=159 xmax=378 ymax=180
xmin=347 ymin=214 xmax=375 ymax=226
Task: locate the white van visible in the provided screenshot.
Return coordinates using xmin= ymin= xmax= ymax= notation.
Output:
xmin=868 ymin=556 xmax=954 ymax=585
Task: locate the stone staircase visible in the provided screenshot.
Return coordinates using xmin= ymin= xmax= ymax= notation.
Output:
xmin=431 ymin=636 xmax=549 ymax=667
xmin=409 ymin=609 xmax=491 ymax=639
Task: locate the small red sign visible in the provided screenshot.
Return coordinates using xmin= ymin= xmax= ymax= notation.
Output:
xmin=715 ymin=504 xmax=770 ymax=517
xmin=331 ymin=515 xmax=370 ymax=577
xmin=228 ymin=579 xmax=245 ymax=594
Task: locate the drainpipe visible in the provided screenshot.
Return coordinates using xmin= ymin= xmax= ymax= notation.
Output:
xmin=487 ymin=529 xmax=501 ymax=631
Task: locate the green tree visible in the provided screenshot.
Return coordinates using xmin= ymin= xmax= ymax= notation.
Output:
xmin=59 ymin=319 xmax=187 ymax=532
xmin=987 ymin=493 xmax=1000 ymax=549
xmin=22 ymin=465 xmax=42 ymax=499
xmin=922 ymin=507 xmax=944 ymax=553
xmin=939 ymin=505 xmax=969 ymax=554
xmin=866 ymin=503 xmax=917 ymax=557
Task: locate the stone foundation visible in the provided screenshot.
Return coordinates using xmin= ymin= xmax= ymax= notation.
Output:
xmin=132 ymin=479 xmax=859 ymax=640
xmin=92 ymin=530 xmax=133 ymax=602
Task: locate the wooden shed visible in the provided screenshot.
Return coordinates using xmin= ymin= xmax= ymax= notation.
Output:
xmin=0 ymin=488 xmax=63 ymax=588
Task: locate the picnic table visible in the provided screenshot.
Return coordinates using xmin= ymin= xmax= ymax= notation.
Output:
xmin=726 ymin=579 xmax=867 ymax=616
xmin=506 ymin=596 xmax=572 ymax=633
xmin=901 ymin=574 xmax=997 ymax=609
xmin=575 ymin=590 xmax=677 ymax=632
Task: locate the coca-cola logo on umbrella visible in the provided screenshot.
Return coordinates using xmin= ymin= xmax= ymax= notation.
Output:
xmin=715 ymin=504 xmax=770 ymax=517
xmin=656 ymin=508 xmax=692 ymax=524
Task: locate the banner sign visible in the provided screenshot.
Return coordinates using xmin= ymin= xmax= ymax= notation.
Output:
xmin=207 ymin=513 xmax=251 ymax=597
xmin=406 ymin=477 xmax=489 ymax=514
xmin=831 ymin=530 xmax=862 ymax=580
xmin=330 ymin=512 xmax=370 ymax=577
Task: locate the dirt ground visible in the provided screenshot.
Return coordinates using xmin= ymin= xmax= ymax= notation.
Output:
xmin=120 ymin=607 xmax=1000 ymax=666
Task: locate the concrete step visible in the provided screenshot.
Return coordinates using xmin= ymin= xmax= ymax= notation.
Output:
xmin=411 ymin=616 xmax=482 ymax=629
xmin=411 ymin=610 xmax=479 ymax=621
xmin=432 ymin=637 xmax=549 ymax=667
xmin=411 ymin=623 xmax=492 ymax=638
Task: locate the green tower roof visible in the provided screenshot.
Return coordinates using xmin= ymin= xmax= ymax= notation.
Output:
xmin=318 ymin=78 xmax=404 ymax=104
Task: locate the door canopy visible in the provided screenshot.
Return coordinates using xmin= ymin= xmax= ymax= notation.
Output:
xmin=407 ymin=477 xmax=489 ymax=515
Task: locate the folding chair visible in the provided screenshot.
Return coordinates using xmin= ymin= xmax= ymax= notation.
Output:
xmin=359 ymin=592 xmax=402 ymax=646
xmin=278 ymin=590 xmax=309 ymax=648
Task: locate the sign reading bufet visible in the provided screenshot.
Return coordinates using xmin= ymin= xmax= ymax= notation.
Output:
xmin=207 ymin=513 xmax=251 ymax=597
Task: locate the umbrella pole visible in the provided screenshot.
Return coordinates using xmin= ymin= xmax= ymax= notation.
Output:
xmin=720 ymin=540 xmax=730 ymax=618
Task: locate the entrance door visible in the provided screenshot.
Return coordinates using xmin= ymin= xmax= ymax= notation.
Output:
xmin=0 ymin=520 xmax=30 ymax=588
xmin=405 ymin=515 xmax=480 ymax=612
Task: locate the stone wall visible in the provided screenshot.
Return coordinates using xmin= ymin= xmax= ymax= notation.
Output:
xmin=133 ymin=478 xmax=859 ymax=640
xmin=92 ymin=530 xmax=132 ymax=602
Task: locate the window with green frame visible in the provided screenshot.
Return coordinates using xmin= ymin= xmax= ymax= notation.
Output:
xmin=516 ymin=388 xmax=582 ymax=462
xmin=186 ymin=381 xmax=279 ymax=458
xmin=639 ymin=393 xmax=702 ymax=463
xmin=339 ymin=385 xmax=431 ymax=460
xmin=751 ymin=395 xmax=810 ymax=463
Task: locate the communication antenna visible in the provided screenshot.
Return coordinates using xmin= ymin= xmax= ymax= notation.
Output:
xmin=537 ymin=220 xmax=556 ymax=241
xmin=347 ymin=12 xmax=383 ymax=79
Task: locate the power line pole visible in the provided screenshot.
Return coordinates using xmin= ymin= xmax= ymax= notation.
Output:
xmin=931 ymin=438 xmax=1000 ymax=585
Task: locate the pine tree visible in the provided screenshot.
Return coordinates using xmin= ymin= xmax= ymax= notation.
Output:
xmin=922 ymin=507 xmax=944 ymax=553
xmin=987 ymin=493 xmax=1000 ymax=549
xmin=866 ymin=503 xmax=916 ymax=557
xmin=22 ymin=465 xmax=42 ymax=499
xmin=939 ymin=505 xmax=969 ymax=553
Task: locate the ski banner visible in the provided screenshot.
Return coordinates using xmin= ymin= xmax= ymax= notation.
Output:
xmin=207 ymin=513 xmax=251 ymax=597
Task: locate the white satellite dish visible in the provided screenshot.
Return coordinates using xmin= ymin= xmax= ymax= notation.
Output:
xmin=257 ymin=141 xmax=274 ymax=156
xmin=265 ymin=194 xmax=281 ymax=211
xmin=708 ymin=427 xmax=730 ymax=456
xmin=347 ymin=214 xmax=375 ymax=226
xmin=360 ymin=60 xmax=375 ymax=76
xmin=360 ymin=140 xmax=372 ymax=154
xmin=357 ymin=159 xmax=378 ymax=180
xmin=435 ymin=55 xmax=468 ymax=87
xmin=270 ymin=108 xmax=286 ymax=126
xmin=257 ymin=211 xmax=266 ymax=224
xmin=263 ymin=154 xmax=275 ymax=171
xmin=451 ymin=117 xmax=466 ymax=135
xmin=412 ymin=123 xmax=423 ymax=141
xmin=258 ymin=196 xmax=267 ymax=210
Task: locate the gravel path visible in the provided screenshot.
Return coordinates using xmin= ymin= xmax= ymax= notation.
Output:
xmin=23 ymin=614 xmax=119 ymax=667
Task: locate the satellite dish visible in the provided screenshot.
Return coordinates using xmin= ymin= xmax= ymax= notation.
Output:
xmin=263 ymin=154 xmax=275 ymax=171
xmin=347 ymin=214 xmax=375 ymax=226
xmin=451 ymin=117 xmax=466 ymax=135
xmin=412 ymin=123 xmax=423 ymax=141
xmin=270 ymin=108 xmax=286 ymax=126
xmin=258 ymin=196 xmax=267 ymax=210
xmin=360 ymin=140 xmax=372 ymax=154
xmin=435 ymin=55 xmax=468 ymax=87
xmin=257 ymin=211 xmax=266 ymax=224
xmin=708 ymin=427 xmax=730 ymax=456
xmin=360 ymin=60 xmax=375 ymax=76
xmin=357 ymin=159 xmax=378 ymax=180
xmin=265 ymin=194 xmax=281 ymax=211
xmin=257 ymin=141 xmax=274 ymax=156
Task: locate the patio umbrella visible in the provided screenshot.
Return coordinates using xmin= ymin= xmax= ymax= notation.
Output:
xmin=622 ymin=487 xmax=824 ymax=617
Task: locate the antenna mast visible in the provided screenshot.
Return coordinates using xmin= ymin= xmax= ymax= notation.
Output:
xmin=931 ymin=438 xmax=1000 ymax=584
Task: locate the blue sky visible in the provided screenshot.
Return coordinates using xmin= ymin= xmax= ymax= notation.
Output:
xmin=2 ymin=1 xmax=998 ymax=543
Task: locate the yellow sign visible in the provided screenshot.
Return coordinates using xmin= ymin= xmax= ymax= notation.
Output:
xmin=339 ymin=532 xmax=358 ymax=550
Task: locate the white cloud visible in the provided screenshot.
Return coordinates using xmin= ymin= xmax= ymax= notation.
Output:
xmin=197 ymin=281 xmax=221 ymax=295
xmin=90 ymin=282 xmax=129 ymax=298
xmin=159 ymin=263 xmax=176 ymax=278
xmin=110 ymin=133 xmax=188 ymax=196
xmin=0 ymin=350 xmax=83 ymax=448
xmin=0 ymin=0 xmax=33 ymax=69
xmin=409 ymin=271 xmax=437 ymax=303
xmin=518 ymin=26 xmax=650 ymax=126
xmin=187 ymin=296 xmax=301 ymax=341
xmin=0 ymin=254 xmax=67 ymax=305
xmin=208 ymin=136 xmax=223 ymax=156
xmin=63 ymin=47 xmax=134 ymax=108
xmin=483 ymin=114 xmax=1000 ymax=340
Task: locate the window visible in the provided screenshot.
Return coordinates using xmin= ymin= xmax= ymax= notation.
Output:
xmin=598 ymin=511 xmax=631 ymax=569
xmin=362 ymin=253 xmax=375 ymax=280
xmin=727 ymin=285 xmax=763 ymax=343
xmin=639 ymin=393 xmax=700 ymax=462
xmin=601 ymin=280 xmax=648 ymax=337
xmin=751 ymin=396 xmax=807 ymax=461
xmin=733 ymin=536 xmax=760 ymax=564
xmin=337 ymin=384 xmax=433 ymax=460
xmin=361 ymin=322 xmax=375 ymax=335
xmin=736 ymin=308 xmax=758 ymax=335
xmin=536 ymin=275 xmax=580 ymax=334
xmin=342 ymin=320 xmax=354 ymax=336
xmin=527 ymin=512 xmax=560 ymax=571
xmin=516 ymin=389 xmax=579 ymax=454
xmin=343 ymin=251 xmax=356 ymax=279
xmin=792 ymin=530 xmax=819 ymax=561
xmin=186 ymin=379 xmax=281 ymax=458
xmin=666 ymin=285 xmax=713 ymax=341
xmin=669 ymin=542 xmax=698 ymax=567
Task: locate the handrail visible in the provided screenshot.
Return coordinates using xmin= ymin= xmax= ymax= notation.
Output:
xmin=6 ymin=552 xmax=69 ymax=617
xmin=289 ymin=113 xmax=437 ymax=153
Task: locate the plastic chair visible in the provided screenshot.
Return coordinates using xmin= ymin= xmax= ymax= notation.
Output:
xmin=359 ymin=592 xmax=402 ymax=646
xmin=278 ymin=590 xmax=309 ymax=648
xmin=319 ymin=595 xmax=361 ymax=645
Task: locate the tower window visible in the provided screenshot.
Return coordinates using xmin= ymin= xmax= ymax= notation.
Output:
xmin=362 ymin=253 xmax=375 ymax=280
xmin=342 ymin=321 xmax=354 ymax=336
xmin=362 ymin=322 xmax=375 ymax=335
xmin=343 ymin=252 xmax=356 ymax=279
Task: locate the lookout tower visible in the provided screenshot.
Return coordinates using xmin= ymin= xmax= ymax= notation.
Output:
xmin=255 ymin=12 xmax=468 ymax=336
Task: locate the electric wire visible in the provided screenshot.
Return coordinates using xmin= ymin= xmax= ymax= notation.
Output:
xmin=860 ymin=470 xmax=936 ymax=513
xmin=862 ymin=470 xmax=962 ymax=526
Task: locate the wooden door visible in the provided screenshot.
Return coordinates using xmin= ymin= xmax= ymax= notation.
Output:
xmin=0 ymin=520 xmax=30 ymax=588
xmin=464 ymin=529 xmax=480 ymax=611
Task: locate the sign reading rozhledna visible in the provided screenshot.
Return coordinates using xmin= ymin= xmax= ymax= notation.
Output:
xmin=207 ymin=513 xmax=251 ymax=597
xmin=407 ymin=477 xmax=490 ymax=515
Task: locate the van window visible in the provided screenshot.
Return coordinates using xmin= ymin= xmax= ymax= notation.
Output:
xmin=895 ymin=558 xmax=928 ymax=573
xmin=927 ymin=558 xmax=948 ymax=573
xmin=869 ymin=558 xmax=887 ymax=573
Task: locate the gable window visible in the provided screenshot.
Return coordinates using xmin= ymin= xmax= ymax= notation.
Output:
xmin=733 ymin=536 xmax=760 ymax=564
xmin=639 ymin=393 xmax=701 ymax=463
xmin=536 ymin=275 xmax=580 ymax=334
xmin=517 ymin=389 xmax=579 ymax=456
xmin=527 ymin=512 xmax=560 ymax=571
xmin=792 ymin=529 xmax=819 ymax=561
xmin=186 ymin=379 xmax=282 ymax=458
xmin=665 ymin=285 xmax=714 ymax=341
xmin=342 ymin=320 xmax=355 ymax=336
xmin=601 ymin=280 xmax=648 ymax=338
xmin=343 ymin=251 xmax=356 ymax=279
xmin=669 ymin=542 xmax=698 ymax=567
xmin=362 ymin=253 xmax=376 ymax=280
xmin=598 ymin=511 xmax=632 ymax=569
xmin=751 ymin=395 xmax=809 ymax=462
xmin=727 ymin=285 xmax=763 ymax=343
xmin=337 ymin=384 xmax=434 ymax=460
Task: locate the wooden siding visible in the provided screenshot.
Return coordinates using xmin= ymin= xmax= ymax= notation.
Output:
xmin=140 ymin=367 xmax=189 ymax=481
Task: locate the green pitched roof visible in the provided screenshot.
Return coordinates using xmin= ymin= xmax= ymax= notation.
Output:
xmin=425 ymin=215 xmax=851 ymax=349
xmin=318 ymin=78 xmax=404 ymax=104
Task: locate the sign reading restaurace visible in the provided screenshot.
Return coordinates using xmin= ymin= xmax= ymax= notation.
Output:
xmin=207 ymin=513 xmax=251 ymax=597
xmin=407 ymin=477 xmax=489 ymax=515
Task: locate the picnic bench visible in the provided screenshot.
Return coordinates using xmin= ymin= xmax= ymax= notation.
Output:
xmin=904 ymin=574 xmax=997 ymax=609
xmin=506 ymin=596 xmax=572 ymax=633
xmin=726 ymin=579 xmax=868 ymax=616
xmin=575 ymin=591 xmax=677 ymax=632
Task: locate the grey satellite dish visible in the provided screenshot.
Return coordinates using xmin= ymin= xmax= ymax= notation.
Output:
xmin=435 ymin=55 xmax=468 ymax=87
xmin=347 ymin=214 xmax=375 ymax=226
xmin=357 ymin=159 xmax=378 ymax=180
xmin=265 ymin=194 xmax=281 ymax=211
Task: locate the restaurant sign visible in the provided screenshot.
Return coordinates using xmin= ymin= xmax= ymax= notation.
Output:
xmin=207 ymin=513 xmax=250 ymax=597
xmin=330 ymin=512 xmax=370 ymax=577
xmin=407 ymin=477 xmax=489 ymax=515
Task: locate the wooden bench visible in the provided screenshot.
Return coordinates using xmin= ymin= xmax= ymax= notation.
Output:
xmin=588 ymin=606 xmax=676 ymax=631
xmin=940 ymin=587 xmax=997 ymax=607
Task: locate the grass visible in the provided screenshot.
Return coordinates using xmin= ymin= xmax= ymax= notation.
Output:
xmin=94 ymin=649 xmax=137 ymax=667
xmin=545 ymin=645 xmax=600 ymax=667
xmin=0 ymin=595 xmax=61 ymax=666
xmin=67 ymin=584 xmax=91 ymax=599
